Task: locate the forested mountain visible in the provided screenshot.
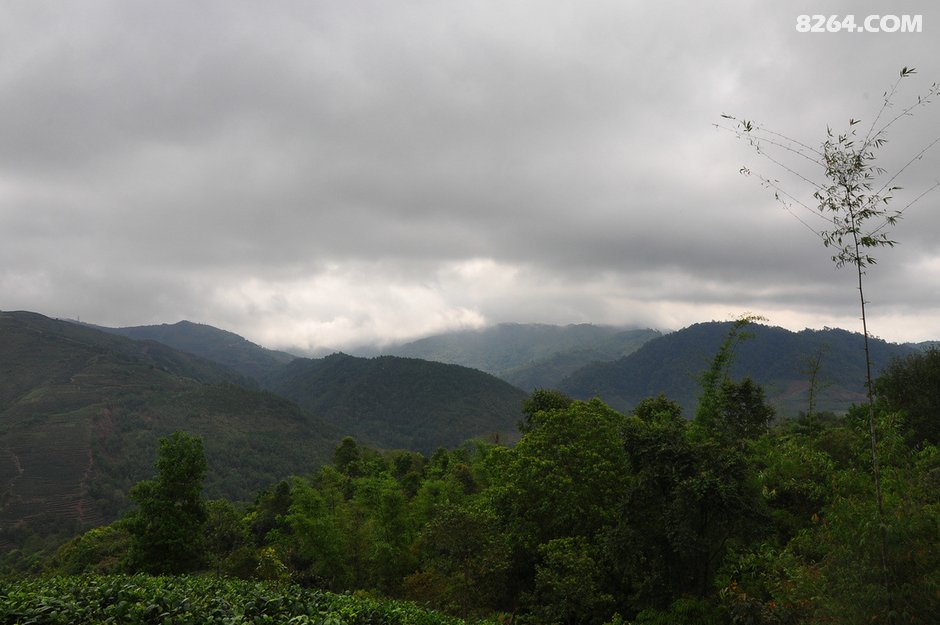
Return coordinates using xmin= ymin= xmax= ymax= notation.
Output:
xmin=560 ymin=321 xmax=916 ymax=416
xmin=262 ymin=353 xmax=528 ymax=453
xmin=44 ymin=346 xmax=940 ymax=623
xmin=385 ymin=323 xmax=660 ymax=390
xmin=5 ymin=310 xmax=939 ymax=623
xmin=97 ymin=320 xmax=296 ymax=381
xmin=91 ymin=317 xmax=531 ymax=452
xmin=0 ymin=311 xmax=335 ymax=550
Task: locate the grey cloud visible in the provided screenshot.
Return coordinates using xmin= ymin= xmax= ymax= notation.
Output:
xmin=2 ymin=0 xmax=939 ymax=346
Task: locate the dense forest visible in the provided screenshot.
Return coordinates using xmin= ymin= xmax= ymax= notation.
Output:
xmin=15 ymin=331 xmax=939 ymax=625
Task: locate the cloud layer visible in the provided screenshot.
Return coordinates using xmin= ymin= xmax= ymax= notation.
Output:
xmin=2 ymin=0 xmax=939 ymax=349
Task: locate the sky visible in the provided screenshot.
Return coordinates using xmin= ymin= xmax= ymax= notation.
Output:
xmin=2 ymin=1 xmax=939 ymax=352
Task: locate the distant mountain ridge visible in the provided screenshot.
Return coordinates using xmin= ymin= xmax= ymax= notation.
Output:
xmin=384 ymin=323 xmax=661 ymax=390
xmin=95 ymin=320 xmax=296 ymax=381
xmin=73 ymin=317 xmax=926 ymax=423
xmin=93 ymin=318 xmax=532 ymax=452
xmin=558 ymin=321 xmax=918 ymax=417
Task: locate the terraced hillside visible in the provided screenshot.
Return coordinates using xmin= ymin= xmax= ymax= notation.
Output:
xmin=0 ymin=311 xmax=336 ymax=549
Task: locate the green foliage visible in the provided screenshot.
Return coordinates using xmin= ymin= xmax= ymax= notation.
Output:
xmin=630 ymin=597 xmax=728 ymax=625
xmin=750 ymin=434 xmax=836 ymax=541
xmin=204 ymin=499 xmax=249 ymax=577
xmin=712 ymin=377 xmax=775 ymax=442
xmin=717 ymin=542 xmax=817 ymax=625
xmin=126 ymin=432 xmax=208 ymax=574
xmin=694 ymin=316 xmax=762 ymax=431
xmin=0 ymin=574 xmax=468 ymax=625
xmin=800 ymin=435 xmax=940 ymax=623
xmin=345 ymin=474 xmax=414 ymax=593
xmin=19 ymin=391 xmax=940 ymax=625
xmin=525 ymin=536 xmax=614 ymax=625
xmin=406 ymin=503 xmax=509 ymax=618
xmin=717 ymin=413 xmax=940 ymax=625
xmin=610 ymin=394 xmax=769 ymax=613
xmin=875 ymin=347 xmax=940 ymax=448
xmin=632 ymin=394 xmax=683 ymax=425
xmin=13 ymin=316 xmax=940 ymax=625
xmin=334 ymin=436 xmax=363 ymax=476
xmin=486 ymin=398 xmax=631 ymax=612
xmin=691 ymin=318 xmax=775 ymax=447
xmin=282 ymin=475 xmax=351 ymax=588
xmin=492 ymin=399 xmax=629 ymax=553
xmin=519 ymin=387 xmax=573 ymax=433
xmin=246 ymin=480 xmax=293 ymax=545
xmin=46 ymin=524 xmax=130 ymax=575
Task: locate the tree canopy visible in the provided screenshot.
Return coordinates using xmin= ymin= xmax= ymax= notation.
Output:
xmin=126 ymin=431 xmax=208 ymax=574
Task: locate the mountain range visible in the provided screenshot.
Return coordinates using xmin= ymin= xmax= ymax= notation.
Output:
xmin=93 ymin=319 xmax=529 ymax=452
xmin=92 ymin=320 xmax=297 ymax=381
xmin=558 ymin=321 xmax=917 ymax=416
xmin=381 ymin=321 xmax=917 ymax=417
xmin=0 ymin=311 xmax=526 ymax=546
xmin=89 ymin=319 xmax=920 ymax=420
xmin=383 ymin=323 xmax=661 ymax=390
xmin=0 ymin=309 xmax=927 ymax=552
xmin=0 ymin=311 xmax=336 ymax=548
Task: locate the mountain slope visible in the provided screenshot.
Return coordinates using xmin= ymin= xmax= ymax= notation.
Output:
xmin=263 ymin=353 xmax=528 ymax=453
xmin=98 ymin=320 xmax=296 ymax=381
xmin=2 ymin=312 xmax=251 ymax=408
xmin=559 ymin=321 xmax=916 ymax=417
xmin=0 ymin=311 xmax=335 ymax=547
xmin=386 ymin=323 xmax=661 ymax=390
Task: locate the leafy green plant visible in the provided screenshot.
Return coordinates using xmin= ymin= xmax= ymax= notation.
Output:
xmin=125 ymin=431 xmax=209 ymax=574
xmin=0 ymin=574 xmax=471 ymax=625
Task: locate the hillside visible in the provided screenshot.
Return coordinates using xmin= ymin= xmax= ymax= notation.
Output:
xmin=91 ymin=319 xmax=531 ymax=453
xmin=559 ymin=321 xmax=917 ymax=417
xmin=385 ymin=323 xmax=661 ymax=390
xmin=263 ymin=353 xmax=528 ymax=453
xmin=97 ymin=320 xmax=296 ymax=381
xmin=0 ymin=311 xmax=335 ymax=547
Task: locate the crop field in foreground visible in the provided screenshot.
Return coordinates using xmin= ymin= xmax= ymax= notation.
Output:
xmin=0 ymin=574 xmax=470 ymax=625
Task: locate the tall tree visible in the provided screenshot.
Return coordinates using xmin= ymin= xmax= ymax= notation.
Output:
xmin=490 ymin=398 xmax=629 ymax=602
xmin=283 ymin=476 xmax=352 ymax=589
xmin=126 ymin=431 xmax=208 ymax=574
xmin=519 ymin=387 xmax=572 ymax=433
xmin=611 ymin=399 xmax=767 ymax=614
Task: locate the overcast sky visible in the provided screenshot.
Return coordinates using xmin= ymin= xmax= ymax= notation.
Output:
xmin=2 ymin=1 xmax=939 ymax=351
